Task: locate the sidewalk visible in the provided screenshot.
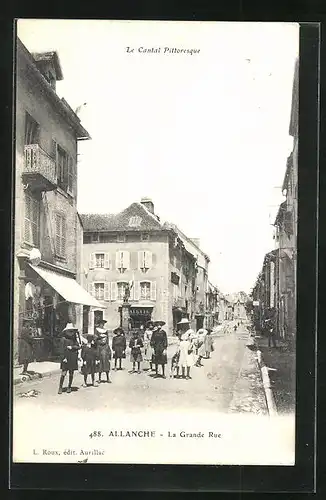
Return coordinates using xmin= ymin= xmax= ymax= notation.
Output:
xmin=13 ymin=361 xmax=61 ymax=385
xmin=255 ymin=334 xmax=296 ymax=414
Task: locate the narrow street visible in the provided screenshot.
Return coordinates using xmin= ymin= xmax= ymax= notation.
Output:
xmin=14 ymin=321 xmax=267 ymax=415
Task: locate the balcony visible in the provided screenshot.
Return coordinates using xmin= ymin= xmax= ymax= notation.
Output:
xmin=23 ymin=144 xmax=57 ymax=192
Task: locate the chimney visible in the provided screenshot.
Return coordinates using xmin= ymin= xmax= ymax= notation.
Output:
xmin=140 ymin=197 xmax=155 ymax=214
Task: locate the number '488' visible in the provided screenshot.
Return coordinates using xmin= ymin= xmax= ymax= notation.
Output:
xmin=89 ymin=431 xmax=103 ymax=438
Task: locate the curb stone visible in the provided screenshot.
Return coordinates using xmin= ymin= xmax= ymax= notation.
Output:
xmin=254 ymin=342 xmax=278 ymax=417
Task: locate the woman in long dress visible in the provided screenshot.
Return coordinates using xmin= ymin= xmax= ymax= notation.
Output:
xmin=144 ymin=321 xmax=154 ymax=370
xmin=150 ymin=322 xmax=168 ymax=378
xmin=95 ymin=320 xmax=112 ymax=383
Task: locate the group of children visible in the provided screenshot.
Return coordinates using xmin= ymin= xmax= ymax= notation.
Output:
xmin=58 ymin=321 xmax=126 ymax=394
xmin=57 ymin=317 xmax=215 ymax=393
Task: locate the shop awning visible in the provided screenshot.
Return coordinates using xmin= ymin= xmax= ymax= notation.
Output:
xmin=29 ymin=264 xmax=104 ymax=308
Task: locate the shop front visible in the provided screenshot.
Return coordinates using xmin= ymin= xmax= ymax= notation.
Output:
xmin=18 ymin=261 xmax=103 ymax=362
xmin=127 ymin=305 xmax=154 ymax=330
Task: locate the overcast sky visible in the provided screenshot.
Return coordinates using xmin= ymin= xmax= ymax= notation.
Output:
xmin=17 ymin=20 xmax=299 ymax=294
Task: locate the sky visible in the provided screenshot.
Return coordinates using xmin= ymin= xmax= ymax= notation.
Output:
xmin=17 ymin=20 xmax=299 ymax=295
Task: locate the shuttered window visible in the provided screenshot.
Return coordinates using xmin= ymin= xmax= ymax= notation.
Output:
xmin=55 ymin=213 xmax=66 ymax=257
xmin=138 ymin=250 xmax=152 ymax=271
xmin=140 ymin=281 xmax=151 ymax=300
xmin=117 ymin=282 xmax=128 ymax=300
xmin=67 ymin=156 xmax=74 ymax=195
xmin=95 ymin=253 xmax=105 ymax=268
xmin=116 ymin=251 xmax=130 ymax=272
xmin=94 ymin=282 xmax=105 ymax=300
xmin=24 ymin=193 xmax=40 ymax=246
xmin=25 ymin=113 xmax=39 ymax=145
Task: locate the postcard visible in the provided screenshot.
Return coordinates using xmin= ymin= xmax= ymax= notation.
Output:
xmin=12 ymin=19 xmax=299 ymax=467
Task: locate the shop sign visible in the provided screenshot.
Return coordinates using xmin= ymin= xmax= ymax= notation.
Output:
xmin=253 ymin=300 xmax=260 ymax=306
xmin=130 ymin=307 xmax=152 ymax=315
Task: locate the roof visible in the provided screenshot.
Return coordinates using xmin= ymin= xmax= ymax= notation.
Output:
xmin=32 ymin=51 xmax=64 ymax=80
xmin=17 ymin=38 xmax=90 ymax=141
xmin=163 ymin=222 xmax=210 ymax=265
xmin=274 ymin=201 xmax=287 ymax=226
xmin=80 ymin=202 xmax=164 ymax=232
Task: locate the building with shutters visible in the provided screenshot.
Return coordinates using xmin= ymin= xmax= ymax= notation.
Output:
xmin=80 ymin=198 xmax=201 ymax=334
xmin=13 ymin=39 xmax=100 ymax=363
xmin=273 ymin=58 xmax=298 ymax=341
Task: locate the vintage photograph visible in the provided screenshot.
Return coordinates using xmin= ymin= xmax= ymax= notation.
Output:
xmin=12 ymin=20 xmax=299 ymax=466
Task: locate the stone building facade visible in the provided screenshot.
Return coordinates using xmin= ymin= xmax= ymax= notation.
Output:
xmin=14 ymin=39 xmax=99 ymax=362
xmin=81 ymin=199 xmax=206 ymax=334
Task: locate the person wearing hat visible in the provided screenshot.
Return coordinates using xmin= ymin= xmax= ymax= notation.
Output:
xmin=112 ymin=327 xmax=126 ymax=370
xmin=195 ymin=328 xmax=208 ymax=367
xmin=18 ymin=318 xmax=36 ymax=375
xmin=58 ymin=323 xmax=81 ymax=394
xmin=81 ymin=334 xmax=100 ymax=387
xmin=144 ymin=321 xmax=154 ymax=371
xmin=95 ymin=320 xmax=112 ymax=384
xmin=129 ymin=329 xmax=144 ymax=373
xmin=176 ymin=318 xmax=196 ymax=379
xmin=150 ymin=321 xmax=168 ymax=378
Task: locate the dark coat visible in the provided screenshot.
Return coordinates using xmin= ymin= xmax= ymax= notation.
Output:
xmin=18 ymin=326 xmax=34 ymax=365
xmin=112 ymin=334 xmax=126 ymax=359
xmin=81 ymin=343 xmax=99 ymax=375
xmin=151 ymin=329 xmax=168 ymax=365
xmin=59 ymin=335 xmax=80 ymax=371
xmin=129 ymin=336 xmax=143 ymax=363
xmin=96 ymin=332 xmax=112 ymax=372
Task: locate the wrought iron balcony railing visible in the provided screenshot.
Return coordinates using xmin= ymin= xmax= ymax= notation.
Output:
xmin=23 ymin=144 xmax=57 ymax=191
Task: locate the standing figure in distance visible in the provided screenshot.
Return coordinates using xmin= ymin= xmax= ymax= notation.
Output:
xmin=58 ymin=323 xmax=80 ymax=394
xmin=95 ymin=320 xmax=112 ymax=383
xmin=150 ymin=321 xmax=168 ymax=378
xmin=195 ymin=328 xmax=207 ymax=367
xmin=112 ymin=327 xmax=126 ymax=370
xmin=81 ymin=334 xmax=100 ymax=387
xmin=204 ymin=329 xmax=214 ymax=358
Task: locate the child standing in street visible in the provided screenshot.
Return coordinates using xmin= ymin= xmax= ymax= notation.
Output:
xmin=112 ymin=327 xmax=126 ymax=370
xmin=81 ymin=334 xmax=100 ymax=387
xmin=58 ymin=323 xmax=80 ymax=394
xmin=129 ymin=330 xmax=143 ymax=373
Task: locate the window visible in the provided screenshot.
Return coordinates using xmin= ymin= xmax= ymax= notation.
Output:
xmin=140 ymin=281 xmax=151 ymax=300
xmin=57 ymin=146 xmax=68 ymax=191
xmin=141 ymin=233 xmax=150 ymax=241
xmin=25 ymin=113 xmax=40 ymax=145
xmin=117 ymin=282 xmax=128 ymax=301
xmin=94 ymin=283 xmax=105 ymax=300
xmin=55 ymin=213 xmax=66 ymax=257
xmin=138 ymin=250 xmax=152 ymax=271
xmin=99 ymin=233 xmax=110 ymax=243
xmin=116 ymin=251 xmax=130 ymax=272
xmin=83 ymin=234 xmax=91 ymax=244
xmin=117 ymin=233 xmax=126 ymax=243
xmin=95 ymin=253 xmax=105 ymax=268
xmin=89 ymin=252 xmax=110 ymax=269
xmin=91 ymin=233 xmax=99 ymax=242
xmin=128 ymin=216 xmax=142 ymax=227
xmin=24 ymin=193 xmax=40 ymax=246
xmin=67 ymin=156 xmax=74 ymax=194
